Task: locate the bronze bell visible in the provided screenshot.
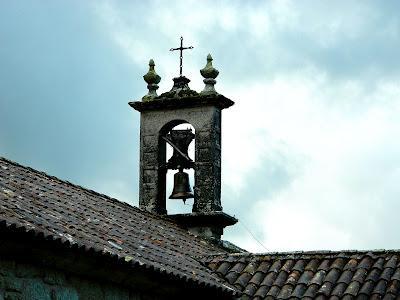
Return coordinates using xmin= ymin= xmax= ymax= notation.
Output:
xmin=169 ymin=169 xmax=194 ymax=201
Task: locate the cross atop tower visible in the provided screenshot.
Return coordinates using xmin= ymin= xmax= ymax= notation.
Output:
xmin=169 ymin=36 xmax=193 ymax=77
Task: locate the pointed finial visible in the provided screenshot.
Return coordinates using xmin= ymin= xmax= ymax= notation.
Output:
xmin=200 ymin=54 xmax=219 ymax=94
xmin=142 ymin=59 xmax=161 ymax=101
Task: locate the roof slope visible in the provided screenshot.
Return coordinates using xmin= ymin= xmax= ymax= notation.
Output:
xmin=0 ymin=157 xmax=233 ymax=294
xmin=204 ymin=251 xmax=400 ymax=299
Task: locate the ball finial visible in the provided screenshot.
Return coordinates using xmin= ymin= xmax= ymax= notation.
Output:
xmin=142 ymin=59 xmax=161 ymax=101
xmin=200 ymin=54 xmax=219 ymax=94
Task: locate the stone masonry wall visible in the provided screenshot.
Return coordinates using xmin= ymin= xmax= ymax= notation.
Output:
xmin=0 ymin=258 xmax=158 ymax=300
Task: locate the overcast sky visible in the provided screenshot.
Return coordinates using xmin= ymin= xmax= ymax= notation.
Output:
xmin=1 ymin=1 xmax=400 ymax=252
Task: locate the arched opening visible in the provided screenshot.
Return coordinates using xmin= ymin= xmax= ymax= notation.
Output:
xmin=158 ymin=120 xmax=196 ymax=215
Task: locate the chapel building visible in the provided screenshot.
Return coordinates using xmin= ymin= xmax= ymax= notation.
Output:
xmin=1 ymin=45 xmax=399 ymax=299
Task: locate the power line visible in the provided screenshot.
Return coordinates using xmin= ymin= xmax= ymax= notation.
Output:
xmin=238 ymin=219 xmax=269 ymax=252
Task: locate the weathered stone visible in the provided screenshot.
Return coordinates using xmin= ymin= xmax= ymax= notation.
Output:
xmin=5 ymin=291 xmax=21 ymax=300
xmin=51 ymin=287 xmax=78 ymax=300
xmin=0 ymin=261 xmax=15 ymax=276
xmin=142 ymin=152 xmax=158 ymax=166
xmin=22 ymin=279 xmax=51 ymax=300
xmin=16 ymin=264 xmax=42 ymax=278
xmin=104 ymin=286 xmax=129 ymax=300
xmin=4 ymin=276 xmax=22 ymax=292
xmin=143 ymin=169 xmax=157 ymax=184
xmin=0 ymin=257 xmax=163 ymax=300
xmin=72 ymin=278 xmax=104 ymax=300
xmin=43 ymin=270 xmax=65 ymax=285
xmin=131 ymin=85 xmax=236 ymax=240
xmin=0 ymin=275 xmax=5 ymax=289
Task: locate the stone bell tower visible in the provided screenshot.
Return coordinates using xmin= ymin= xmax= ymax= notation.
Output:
xmin=129 ymin=40 xmax=237 ymax=240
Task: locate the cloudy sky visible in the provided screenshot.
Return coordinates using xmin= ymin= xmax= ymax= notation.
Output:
xmin=1 ymin=0 xmax=400 ymax=252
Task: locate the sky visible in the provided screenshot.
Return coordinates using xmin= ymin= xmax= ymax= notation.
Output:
xmin=1 ymin=0 xmax=400 ymax=253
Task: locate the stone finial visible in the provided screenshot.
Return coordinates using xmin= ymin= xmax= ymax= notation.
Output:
xmin=200 ymin=54 xmax=219 ymax=94
xmin=142 ymin=59 xmax=161 ymax=101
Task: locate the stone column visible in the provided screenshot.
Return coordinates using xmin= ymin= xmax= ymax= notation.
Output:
xmin=193 ymin=108 xmax=222 ymax=213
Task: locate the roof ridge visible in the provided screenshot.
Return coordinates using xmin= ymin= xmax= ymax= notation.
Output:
xmin=201 ymin=249 xmax=400 ymax=261
xmin=0 ymin=156 xmax=225 ymax=251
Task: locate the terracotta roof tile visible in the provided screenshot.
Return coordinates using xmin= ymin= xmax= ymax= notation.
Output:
xmin=277 ymin=283 xmax=293 ymax=299
xmin=254 ymin=285 xmax=269 ymax=298
xmin=281 ymin=259 xmax=294 ymax=272
xmin=344 ymin=258 xmax=358 ymax=271
xmin=275 ymin=270 xmax=289 ymax=286
xmin=386 ymin=279 xmax=400 ymax=295
xmin=317 ymin=281 xmax=333 ymax=296
xmin=235 ymin=272 xmax=252 ymax=288
xmin=303 ymin=283 xmax=319 ymax=298
xmin=337 ymin=270 xmax=353 ymax=284
xmin=359 ymin=280 xmax=375 ymax=295
xmin=372 ymin=257 xmax=386 ymax=270
xmin=261 ymin=271 xmax=278 ymax=287
xmin=310 ymin=269 xmax=327 ymax=285
xmin=243 ymin=260 xmax=259 ymax=275
xmin=391 ymin=268 xmax=400 ymax=281
xmin=267 ymin=285 xmax=281 ymax=297
xmin=216 ymin=261 xmax=231 ymax=276
xmin=249 ymin=271 xmax=265 ymax=286
xmin=358 ymin=256 xmax=373 ymax=270
xmin=291 ymin=283 xmax=307 ymax=298
xmin=367 ymin=268 xmax=383 ymax=282
xmin=385 ymin=256 xmax=398 ymax=269
xmin=344 ymin=281 xmax=361 ymax=296
xmin=206 ymin=251 xmax=400 ymax=299
xmin=381 ymin=267 xmax=395 ymax=281
xmin=372 ymin=279 xmax=388 ymax=295
xmin=318 ymin=259 xmax=330 ymax=271
xmin=325 ymin=268 xmax=341 ymax=283
xmin=231 ymin=261 xmax=247 ymax=273
xmin=293 ymin=259 xmax=306 ymax=272
xmin=0 ymin=157 xmax=235 ymax=295
xmin=357 ymin=294 xmax=370 ymax=300
xmin=331 ymin=257 xmax=346 ymax=270
xmin=270 ymin=260 xmax=283 ymax=273
xmin=286 ymin=270 xmax=301 ymax=285
xmin=225 ymin=270 xmax=241 ymax=284
xmin=353 ymin=268 xmax=368 ymax=283
xmin=331 ymin=282 xmax=347 ymax=297
xmin=305 ymin=259 xmax=319 ymax=272
xmin=256 ymin=260 xmax=271 ymax=273
xmin=383 ymin=294 xmax=396 ymax=300
xmin=7 ymin=157 xmax=400 ymax=299
xmin=243 ymin=283 xmax=258 ymax=297
xmin=298 ymin=270 xmax=314 ymax=284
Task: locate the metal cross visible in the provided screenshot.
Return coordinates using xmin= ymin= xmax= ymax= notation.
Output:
xmin=169 ymin=36 xmax=193 ymax=77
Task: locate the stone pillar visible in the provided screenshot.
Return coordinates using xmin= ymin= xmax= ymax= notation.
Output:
xmin=193 ymin=108 xmax=222 ymax=212
xmin=139 ymin=130 xmax=166 ymax=214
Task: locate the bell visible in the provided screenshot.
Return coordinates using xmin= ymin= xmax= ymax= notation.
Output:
xmin=169 ymin=169 xmax=194 ymax=200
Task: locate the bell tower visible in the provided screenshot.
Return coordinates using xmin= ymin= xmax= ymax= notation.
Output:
xmin=129 ymin=40 xmax=237 ymax=240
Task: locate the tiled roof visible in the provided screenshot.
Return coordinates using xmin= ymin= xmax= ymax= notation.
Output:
xmin=204 ymin=251 xmax=400 ymax=299
xmin=0 ymin=157 xmax=235 ymax=295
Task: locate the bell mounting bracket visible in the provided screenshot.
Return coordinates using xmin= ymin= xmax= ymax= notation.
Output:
xmin=162 ymin=129 xmax=195 ymax=170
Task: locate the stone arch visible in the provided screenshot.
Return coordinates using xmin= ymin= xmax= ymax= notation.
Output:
xmin=157 ymin=119 xmax=195 ymax=214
